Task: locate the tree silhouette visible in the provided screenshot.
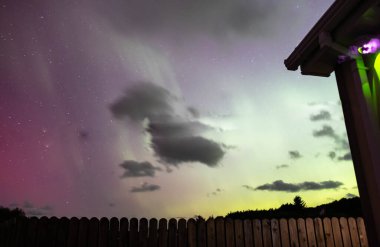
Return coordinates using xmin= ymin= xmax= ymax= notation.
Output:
xmin=293 ymin=195 xmax=306 ymax=209
xmin=0 ymin=206 xmax=25 ymax=223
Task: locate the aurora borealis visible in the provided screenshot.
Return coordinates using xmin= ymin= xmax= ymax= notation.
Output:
xmin=0 ymin=0 xmax=359 ymax=218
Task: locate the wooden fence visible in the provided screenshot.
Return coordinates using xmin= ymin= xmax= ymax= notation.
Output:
xmin=0 ymin=216 xmax=368 ymax=247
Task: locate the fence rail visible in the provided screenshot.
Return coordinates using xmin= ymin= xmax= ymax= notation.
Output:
xmin=0 ymin=216 xmax=368 ymax=247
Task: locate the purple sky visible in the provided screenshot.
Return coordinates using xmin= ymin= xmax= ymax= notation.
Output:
xmin=0 ymin=0 xmax=358 ymax=218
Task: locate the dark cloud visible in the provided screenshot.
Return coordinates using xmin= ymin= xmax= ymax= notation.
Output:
xmin=110 ymin=83 xmax=226 ymax=167
xmin=120 ymin=160 xmax=161 ymax=178
xmin=151 ymin=136 xmax=225 ymax=166
xmin=328 ymin=151 xmax=336 ymax=160
xmin=242 ymin=185 xmax=255 ymax=191
xmin=313 ymin=125 xmax=336 ymax=138
xmin=147 ymin=121 xmax=211 ymax=138
xmin=130 ymin=182 xmax=160 ymax=193
xmin=289 ymin=151 xmax=302 ymax=160
xmin=310 ymin=110 xmax=331 ymax=121
xmin=312 ymin=125 xmax=350 ymax=151
xmin=109 ymin=203 xmax=115 ymax=207
xmin=110 ymin=82 xmax=176 ymax=122
xmin=338 ymin=152 xmax=352 ymax=161
xmin=254 ymin=180 xmax=343 ymax=192
xmin=94 ymin=0 xmax=280 ymax=38
xmin=276 ymin=164 xmax=289 ymax=169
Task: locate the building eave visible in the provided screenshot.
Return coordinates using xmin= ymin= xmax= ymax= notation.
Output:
xmin=285 ymin=0 xmax=380 ymax=76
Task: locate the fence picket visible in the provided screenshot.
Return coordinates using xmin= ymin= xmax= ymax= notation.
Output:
xmin=119 ymin=218 xmax=129 ymax=247
xmin=25 ymin=217 xmax=38 ymax=247
xmin=297 ymin=218 xmax=308 ymax=247
xmin=234 ymin=219 xmax=244 ymax=247
xmin=313 ymin=218 xmax=326 ymax=247
xmin=168 ymin=218 xmax=177 ymax=247
xmin=15 ymin=217 xmax=28 ymax=247
xmin=46 ymin=217 xmax=59 ymax=247
xmin=288 ymin=218 xmax=299 ymax=247
xmin=305 ymin=218 xmax=317 ymax=247
xmin=216 ymin=217 xmax=226 ymax=247
xmin=158 ymin=219 xmax=168 ymax=247
xmin=339 ymin=217 xmax=352 ymax=247
xmin=197 ymin=218 xmax=207 ymax=247
xmin=67 ymin=217 xmax=79 ymax=247
xmin=347 ymin=218 xmax=360 ymax=247
xmin=323 ymin=218 xmax=334 ymax=247
xmin=356 ymin=218 xmax=368 ymax=247
xmin=148 ymin=218 xmax=158 ymax=247
xmin=262 ymin=219 xmax=271 ymax=247
xmin=332 ymin=217 xmax=343 ymax=247
xmin=225 ymin=218 xmax=235 ymax=247
xmin=243 ymin=219 xmax=253 ymax=247
xmin=3 ymin=220 xmax=11 ymax=247
xmin=253 ymin=219 xmax=263 ymax=247
xmin=187 ymin=219 xmax=196 ymax=247
xmin=129 ymin=218 xmax=138 ymax=247
xmin=0 ymin=221 xmax=4 ymax=246
xmin=139 ymin=218 xmax=148 ymax=247
xmin=99 ymin=217 xmax=110 ymax=247
xmin=110 ymin=217 xmax=119 ymax=247
xmin=207 ymin=218 xmax=216 ymax=247
xmin=77 ymin=217 xmax=89 ymax=247
xmin=279 ymin=219 xmax=290 ymax=247
xmin=271 ymin=219 xmax=281 ymax=247
xmin=55 ymin=217 xmax=69 ymax=247
xmin=88 ymin=218 xmax=99 ymax=247
xmin=178 ymin=219 xmax=187 ymax=247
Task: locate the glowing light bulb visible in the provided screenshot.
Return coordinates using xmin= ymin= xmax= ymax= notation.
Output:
xmin=360 ymin=38 xmax=380 ymax=54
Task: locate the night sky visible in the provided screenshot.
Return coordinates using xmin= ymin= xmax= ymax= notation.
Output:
xmin=0 ymin=0 xmax=359 ymax=218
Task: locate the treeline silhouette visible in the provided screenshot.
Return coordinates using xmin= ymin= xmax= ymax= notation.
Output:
xmin=1 ymin=196 xmax=362 ymax=222
xmin=0 ymin=206 xmax=25 ymax=223
xmin=226 ymin=196 xmax=362 ymax=220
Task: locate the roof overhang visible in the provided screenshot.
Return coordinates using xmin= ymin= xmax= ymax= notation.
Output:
xmin=285 ymin=0 xmax=380 ymax=77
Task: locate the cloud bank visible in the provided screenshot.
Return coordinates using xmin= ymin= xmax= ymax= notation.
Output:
xmin=110 ymin=82 xmax=226 ymax=167
xmin=254 ymin=180 xmax=343 ymax=192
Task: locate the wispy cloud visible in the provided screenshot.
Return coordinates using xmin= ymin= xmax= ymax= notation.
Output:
xmin=312 ymin=125 xmax=349 ymax=149
xmin=130 ymin=182 xmax=160 ymax=193
xmin=207 ymin=188 xmax=224 ymax=197
xmin=276 ymin=164 xmax=289 ymax=169
xmin=242 ymin=185 xmax=255 ymax=191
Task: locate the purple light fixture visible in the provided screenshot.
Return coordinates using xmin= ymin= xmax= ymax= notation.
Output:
xmin=358 ymin=38 xmax=380 ymax=54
